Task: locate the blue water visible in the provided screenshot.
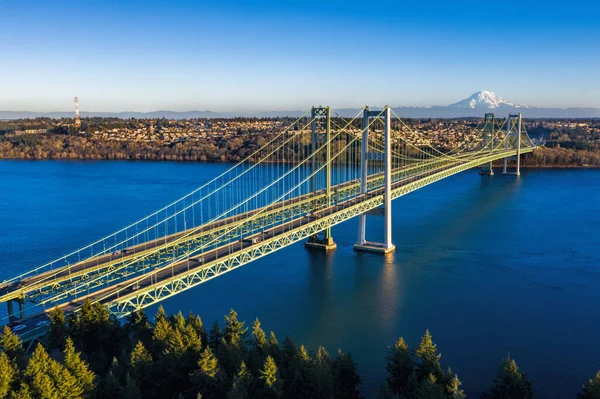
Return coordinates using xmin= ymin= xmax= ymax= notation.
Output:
xmin=1 ymin=159 xmax=599 ymax=398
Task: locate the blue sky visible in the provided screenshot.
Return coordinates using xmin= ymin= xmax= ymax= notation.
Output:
xmin=1 ymin=0 xmax=598 ymax=112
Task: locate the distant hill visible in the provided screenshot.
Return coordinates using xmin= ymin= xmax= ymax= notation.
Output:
xmin=2 ymin=91 xmax=599 ymax=119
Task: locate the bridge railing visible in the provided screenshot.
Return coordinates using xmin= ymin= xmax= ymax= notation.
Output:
xmin=1 ymin=112 xmax=329 ymax=285
xmin=0 ymin=110 xmax=538 ymax=326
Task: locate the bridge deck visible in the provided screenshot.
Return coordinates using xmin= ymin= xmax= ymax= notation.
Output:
xmin=0 ymin=156 xmax=457 ymax=304
xmin=5 ymin=147 xmax=533 ymax=341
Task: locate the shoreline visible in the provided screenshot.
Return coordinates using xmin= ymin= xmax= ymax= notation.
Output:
xmin=1 ymin=156 xmax=600 ymax=169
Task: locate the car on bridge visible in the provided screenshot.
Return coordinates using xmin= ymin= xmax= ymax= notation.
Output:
xmin=10 ymin=323 xmax=27 ymax=332
xmin=242 ymin=236 xmax=261 ymax=245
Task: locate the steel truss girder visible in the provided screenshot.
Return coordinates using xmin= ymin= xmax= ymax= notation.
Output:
xmin=12 ymin=159 xmax=447 ymax=306
xmin=106 ymin=147 xmax=532 ymax=318
xmin=24 ymin=194 xmax=329 ymax=305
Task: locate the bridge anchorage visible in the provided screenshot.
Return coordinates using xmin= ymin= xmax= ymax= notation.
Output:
xmin=0 ymin=105 xmax=537 ymax=345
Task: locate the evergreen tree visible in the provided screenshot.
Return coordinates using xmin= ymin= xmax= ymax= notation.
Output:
xmin=406 ymin=372 xmax=420 ymax=399
xmin=314 ymin=346 xmax=334 ymax=398
xmin=385 ymin=337 xmax=414 ymax=397
xmin=183 ymin=324 xmax=202 ymax=353
xmin=171 ymin=311 xmax=186 ymax=333
xmin=224 ymin=309 xmax=247 ymax=346
xmin=415 ymin=330 xmax=442 ymax=381
xmin=251 ymin=318 xmax=267 ymax=351
xmin=268 ymin=331 xmax=278 ymax=346
xmin=281 ymin=336 xmax=297 ymax=380
xmin=48 ymin=307 xmax=68 ymax=350
xmin=155 ymin=306 xmax=168 ymax=325
xmin=218 ymin=337 xmax=246 ymax=380
xmin=578 ymin=371 xmax=600 ymax=399
xmin=268 ymin=331 xmax=280 ymax=360
xmin=93 ymin=302 xmax=111 ymax=324
xmin=0 ymin=352 xmax=16 ymax=399
xmin=130 ymin=340 xmax=152 ymax=369
xmin=46 ymin=359 xmax=82 ymax=398
xmin=153 ymin=315 xmax=172 ymax=343
xmin=297 ymin=345 xmax=311 ymax=363
xmin=152 ymin=312 xmax=173 ymax=355
xmin=126 ymin=311 xmax=152 ymax=346
xmin=9 ymin=382 xmax=32 ymax=399
xmin=126 ymin=310 xmax=151 ymax=331
xmin=187 ymin=313 xmax=208 ymax=348
xmin=122 ymin=374 xmax=142 ymax=399
xmin=191 ymin=347 xmax=222 ymax=399
xmin=378 ymin=382 xmax=399 ymax=399
xmin=165 ymin=328 xmax=186 ymax=356
xmin=259 ymin=356 xmax=282 ymax=398
xmin=227 ymin=362 xmax=252 ymax=399
xmin=71 ymin=299 xmax=116 ymax=357
xmin=442 ymin=367 xmax=454 ymax=388
xmin=248 ymin=319 xmax=268 ymax=374
xmin=22 ymin=344 xmax=57 ymax=398
xmin=197 ymin=347 xmax=219 ymax=378
xmin=286 ymin=345 xmax=319 ymax=399
xmin=481 ymin=355 xmax=533 ymax=399
xmin=107 ymin=356 xmax=124 ymax=383
xmin=0 ymin=327 xmax=23 ymax=361
xmin=128 ymin=340 xmax=153 ymax=396
xmin=332 ymin=349 xmax=361 ymax=399
xmin=446 ymin=373 xmax=466 ymax=399
xmin=24 ymin=343 xmax=83 ymax=399
xmin=418 ymin=373 xmax=446 ymax=399
xmin=209 ymin=321 xmax=222 ymax=351
xmin=67 ymin=312 xmax=81 ymax=342
xmin=63 ymin=337 xmax=96 ymax=394
xmin=96 ymin=370 xmax=122 ymax=398
xmin=79 ymin=299 xmax=96 ymax=328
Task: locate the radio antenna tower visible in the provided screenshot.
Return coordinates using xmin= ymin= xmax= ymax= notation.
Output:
xmin=74 ymin=96 xmax=81 ymax=129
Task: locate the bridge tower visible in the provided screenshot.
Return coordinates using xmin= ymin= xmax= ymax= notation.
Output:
xmin=354 ymin=106 xmax=395 ymax=254
xmin=479 ymin=113 xmax=495 ymax=175
xmin=503 ymin=113 xmax=522 ymax=176
xmin=305 ymin=106 xmax=337 ymax=251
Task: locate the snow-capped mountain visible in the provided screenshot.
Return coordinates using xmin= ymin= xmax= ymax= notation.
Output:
xmin=449 ymin=90 xmax=526 ymax=109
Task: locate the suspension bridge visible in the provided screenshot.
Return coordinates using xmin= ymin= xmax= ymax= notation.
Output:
xmin=0 ymin=106 xmax=537 ymax=344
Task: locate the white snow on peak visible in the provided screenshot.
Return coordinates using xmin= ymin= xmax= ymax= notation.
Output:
xmin=449 ymin=90 xmax=527 ymax=109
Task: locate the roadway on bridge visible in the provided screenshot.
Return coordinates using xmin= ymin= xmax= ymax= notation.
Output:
xmin=9 ymin=157 xmax=466 ymax=340
xmin=5 ymin=144 xmax=535 ymax=342
xmin=0 ymin=158 xmax=437 ymax=305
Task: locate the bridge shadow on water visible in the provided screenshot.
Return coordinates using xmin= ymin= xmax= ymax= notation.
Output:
xmin=390 ymin=173 xmax=523 ymax=268
xmin=296 ymin=171 xmax=527 ymax=396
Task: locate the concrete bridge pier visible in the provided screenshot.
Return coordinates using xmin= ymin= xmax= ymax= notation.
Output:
xmin=305 ymin=234 xmax=337 ymax=251
xmin=480 ymin=163 xmax=494 ymax=176
xmin=354 ymin=106 xmax=396 ymax=254
xmin=7 ymin=297 xmax=25 ymax=322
